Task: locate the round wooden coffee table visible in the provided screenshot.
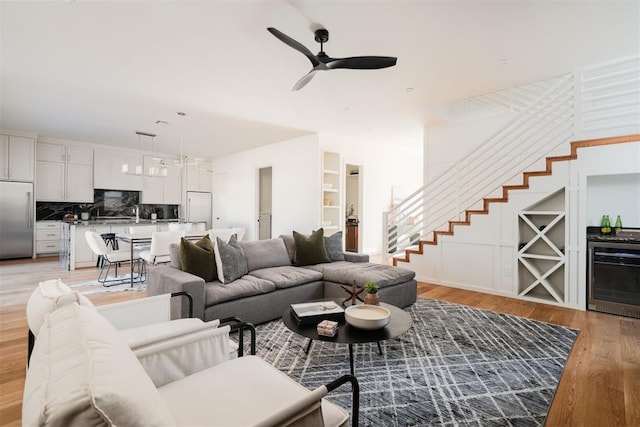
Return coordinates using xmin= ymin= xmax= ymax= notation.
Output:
xmin=282 ymin=301 xmax=412 ymax=375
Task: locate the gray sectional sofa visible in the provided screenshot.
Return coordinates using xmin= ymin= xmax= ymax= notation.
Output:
xmin=147 ymin=235 xmax=417 ymax=325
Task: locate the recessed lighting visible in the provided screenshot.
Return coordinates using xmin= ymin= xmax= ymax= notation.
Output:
xmin=406 ymin=87 xmax=415 ymax=93
xmin=155 ymin=120 xmax=169 ymax=125
xmin=499 ymin=59 xmax=510 ymax=66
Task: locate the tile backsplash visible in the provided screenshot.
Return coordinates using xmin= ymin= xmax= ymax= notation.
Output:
xmin=36 ymin=189 xmax=179 ymax=220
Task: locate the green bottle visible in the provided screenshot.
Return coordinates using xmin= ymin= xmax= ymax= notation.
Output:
xmin=600 ymin=215 xmax=611 ymax=235
xmin=614 ymin=215 xmax=622 ymax=234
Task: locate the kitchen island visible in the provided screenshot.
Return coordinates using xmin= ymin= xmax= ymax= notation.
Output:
xmin=61 ymin=219 xmax=205 ymax=271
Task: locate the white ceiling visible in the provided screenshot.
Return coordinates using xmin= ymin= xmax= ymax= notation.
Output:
xmin=1 ymin=1 xmax=638 ymax=159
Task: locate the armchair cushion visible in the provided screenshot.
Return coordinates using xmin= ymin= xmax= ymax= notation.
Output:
xmin=158 ymin=356 xmax=348 ymax=427
xmin=23 ymin=303 xmax=175 ymax=426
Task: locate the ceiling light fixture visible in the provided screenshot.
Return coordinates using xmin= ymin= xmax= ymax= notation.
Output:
xmin=121 ymin=131 xmax=167 ymax=177
xmin=173 ymin=112 xmax=212 ymax=173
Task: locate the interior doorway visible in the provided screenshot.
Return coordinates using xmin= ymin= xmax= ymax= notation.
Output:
xmin=258 ymin=167 xmax=272 ymax=240
xmin=345 ymin=164 xmax=362 ymax=252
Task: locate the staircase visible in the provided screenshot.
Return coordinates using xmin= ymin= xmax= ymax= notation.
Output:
xmin=391 ymin=134 xmax=640 ymax=266
xmin=384 ymin=55 xmax=640 ymax=267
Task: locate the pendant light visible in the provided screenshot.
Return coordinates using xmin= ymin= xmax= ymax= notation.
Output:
xmin=121 ymin=131 xmax=146 ymax=175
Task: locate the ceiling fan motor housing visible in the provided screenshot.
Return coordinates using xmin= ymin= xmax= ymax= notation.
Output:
xmin=314 ymin=29 xmax=329 ymax=44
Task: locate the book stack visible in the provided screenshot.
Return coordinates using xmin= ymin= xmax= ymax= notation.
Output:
xmin=317 ymin=320 xmax=339 ymax=337
xmin=290 ymin=301 xmax=345 ymax=326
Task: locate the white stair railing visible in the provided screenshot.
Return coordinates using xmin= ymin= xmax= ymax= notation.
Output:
xmin=384 ymin=73 xmax=575 ymax=258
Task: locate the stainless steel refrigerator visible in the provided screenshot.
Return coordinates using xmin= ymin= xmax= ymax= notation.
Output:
xmin=0 ymin=181 xmax=34 ymax=259
xmin=186 ymin=192 xmax=212 ymax=229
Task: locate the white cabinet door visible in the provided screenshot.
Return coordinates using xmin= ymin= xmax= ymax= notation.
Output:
xmin=93 ymin=149 xmax=111 ymax=189
xmin=74 ymin=226 xmax=95 ymax=265
xmin=186 ymin=161 xmax=212 ymax=192
xmin=37 ymin=142 xmax=65 ymax=163
xmin=67 ymin=145 xmax=93 ymax=165
xmin=164 ymin=162 xmax=182 ymax=204
xmin=0 ymin=135 xmax=8 ymax=180
xmin=3 ymin=136 xmax=35 ymax=182
xmin=36 ymin=161 xmax=65 ymax=201
xmin=94 ymin=149 xmax=142 ymax=191
xmin=67 ymin=163 xmax=94 ymax=202
xmin=142 ymin=175 xmax=163 ymax=204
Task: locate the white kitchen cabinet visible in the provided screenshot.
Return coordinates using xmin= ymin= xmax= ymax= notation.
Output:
xmin=186 ymin=160 xmax=212 ymax=192
xmin=0 ymin=134 xmax=35 ymax=182
xmin=141 ymin=156 xmax=182 ymax=204
xmin=72 ymin=224 xmax=111 ymax=268
xmin=36 ymin=141 xmax=94 ymax=202
xmin=36 ymin=221 xmax=62 ymax=255
xmin=36 ymin=161 xmax=65 ymax=200
xmin=94 ymin=149 xmax=143 ymax=191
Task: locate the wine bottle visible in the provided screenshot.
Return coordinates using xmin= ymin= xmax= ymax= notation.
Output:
xmin=614 ymin=215 xmax=622 ymax=233
xmin=600 ymin=215 xmax=611 ymax=235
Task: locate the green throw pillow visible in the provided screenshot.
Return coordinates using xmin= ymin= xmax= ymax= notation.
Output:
xmin=293 ymin=228 xmax=331 ymax=266
xmin=179 ymin=235 xmax=217 ymax=282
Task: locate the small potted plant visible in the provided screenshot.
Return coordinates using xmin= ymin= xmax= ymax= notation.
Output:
xmin=78 ymin=204 xmax=91 ymax=221
xmin=363 ymin=281 xmax=380 ymax=305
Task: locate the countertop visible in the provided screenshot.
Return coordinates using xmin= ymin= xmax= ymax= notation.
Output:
xmin=64 ymin=219 xmax=183 ymax=226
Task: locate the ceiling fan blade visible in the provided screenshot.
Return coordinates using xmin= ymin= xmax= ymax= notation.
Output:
xmin=292 ymin=69 xmax=319 ymax=91
xmin=327 ymin=56 xmax=397 ymax=70
xmin=267 ymin=27 xmax=320 ymax=67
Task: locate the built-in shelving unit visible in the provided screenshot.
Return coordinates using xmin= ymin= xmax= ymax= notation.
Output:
xmin=322 ymin=151 xmax=342 ymax=236
xmin=517 ymin=189 xmax=567 ymax=304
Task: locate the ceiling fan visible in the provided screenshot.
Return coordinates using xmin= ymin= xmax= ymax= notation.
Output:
xmin=267 ymin=27 xmax=397 ymax=91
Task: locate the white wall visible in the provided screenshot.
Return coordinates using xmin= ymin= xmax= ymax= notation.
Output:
xmin=586 ymin=173 xmax=640 ymax=227
xmin=211 ymin=134 xmax=320 ymax=240
xmin=321 ymin=136 xmax=423 ymax=255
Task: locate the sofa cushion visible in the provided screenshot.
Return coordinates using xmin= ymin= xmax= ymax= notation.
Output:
xmin=324 ymin=231 xmax=345 ymax=262
xmin=179 ymin=235 xmax=217 ymax=282
xmin=205 ymin=275 xmax=276 ymax=305
xmin=214 ymin=235 xmax=248 ymax=284
xmin=320 ymin=262 xmax=416 ymax=288
xmin=238 ymin=238 xmax=291 ymax=272
xmin=293 ymin=229 xmax=330 ymax=266
xmin=279 ymin=234 xmax=296 ymax=263
xmin=249 ymin=266 xmax=323 ymax=290
xmin=23 ymin=303 xmax=175 ymax=426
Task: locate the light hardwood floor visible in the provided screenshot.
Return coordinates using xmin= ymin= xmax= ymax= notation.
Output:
xmin=1 ymin=257 xmax=638 ymax=426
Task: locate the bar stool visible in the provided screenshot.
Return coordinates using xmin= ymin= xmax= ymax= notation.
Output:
xmin=96 ymin=233 xmax=119 ymax=268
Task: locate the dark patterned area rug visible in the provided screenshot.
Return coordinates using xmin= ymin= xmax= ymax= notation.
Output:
xmin=254 ymin=297 xmax=579 ymax=426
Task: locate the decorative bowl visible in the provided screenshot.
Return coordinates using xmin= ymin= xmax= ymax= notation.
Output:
xmin=345 ymin=305 xmax=390 ymax=330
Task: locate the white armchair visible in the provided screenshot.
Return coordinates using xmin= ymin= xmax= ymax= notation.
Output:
xmin=26 ymin=279 xmax=256 ymax=381
xmin=24 ymin=280 xmax=359 ymax=426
